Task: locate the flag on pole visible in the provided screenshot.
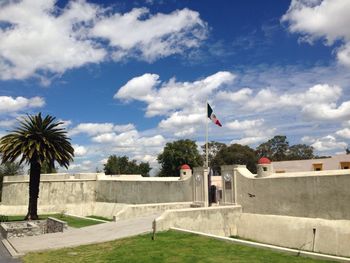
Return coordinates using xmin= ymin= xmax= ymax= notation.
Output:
xmin=207 ymin=103 xmax=222 ymax=127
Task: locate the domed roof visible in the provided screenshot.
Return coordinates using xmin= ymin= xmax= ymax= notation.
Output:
xmin=258 ymin=157 xmax=271 ymax=164
xmin=180 ymin=164 xmax=191 ymax=170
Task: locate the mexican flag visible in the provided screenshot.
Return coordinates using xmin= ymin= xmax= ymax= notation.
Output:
xmin=207 ymin=103 xmax=222 ymax=127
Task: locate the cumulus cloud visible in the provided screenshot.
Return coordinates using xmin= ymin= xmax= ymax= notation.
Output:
xmin=92 ymin=8 xmax=208 ymax=62
xmin=219 ymin=84 xmax=350 ymax=121
xmin=311 ymin=135 xmax=347 ymax=152
xmin=0 ymin=96 xmax=45 ymax=114
xmin=226 ymin=119 xmax=264 ymax=131
xmin=0 ymin=0 xmax=207 ymax=80
xmin=73 ymin=144 xmax=88 ymax=157
xmin=282 ymin=0 xmax=350 ymax=66
xmin=116 ymin=71 xmax=235 ymax=117
xmin=92 ymin=129 xmax=165 ymax=149
xmin=231 ymin=136 xmax=268 ymax=146
xmin=69 ymin=123 xmax=134 ymax=136
xmin=336 ymin=128 xmax=350 ymax=139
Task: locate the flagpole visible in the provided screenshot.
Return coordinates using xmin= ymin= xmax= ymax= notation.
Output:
xmin=206 ymin=100 xmax=209 ymax=169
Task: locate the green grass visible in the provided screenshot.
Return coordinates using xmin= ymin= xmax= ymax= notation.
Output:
xmin=86 ymin=215 xmax=113 ymax=221
xmin=21 ymin=230 xmax=335 ymax=263
xmin=5 ymin=214 xmax=103 ymax=228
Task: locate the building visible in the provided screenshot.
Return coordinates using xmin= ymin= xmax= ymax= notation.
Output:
xmin=272 ymin=154 xmax=350 ymax=173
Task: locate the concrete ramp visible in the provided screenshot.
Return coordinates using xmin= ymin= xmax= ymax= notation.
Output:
xmin=6 ymin=214 xmax=158 ymax=255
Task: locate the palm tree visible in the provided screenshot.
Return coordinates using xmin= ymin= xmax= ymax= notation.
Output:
xmin=0 ymin=113 xmax=74 ymax=220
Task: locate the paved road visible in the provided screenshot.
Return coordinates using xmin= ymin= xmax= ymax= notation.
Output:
xmin=8 ymin=214 xmax=158 ymax=255
xmin=0 ymin=239 xmax=20 ymax=263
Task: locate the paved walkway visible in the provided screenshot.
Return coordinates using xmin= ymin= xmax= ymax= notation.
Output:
xmin=7 ymin=214 xmax=158 ymax=255
xmin=0 ymin=239 xmax=20 ymax=263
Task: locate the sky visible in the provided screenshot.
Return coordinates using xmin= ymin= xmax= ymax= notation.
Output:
xmin=1 ymin=0 xmax=350 ymax=174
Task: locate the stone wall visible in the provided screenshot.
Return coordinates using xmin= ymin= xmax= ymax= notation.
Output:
xmin=235 ymin=167 xmax=350 ymax=220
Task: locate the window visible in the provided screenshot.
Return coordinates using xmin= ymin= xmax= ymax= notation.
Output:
xmin=263 ymin=167 xmax=267 ymax=172
xmin=313 ymin=163 xmax=323 ymax=171
xmin=340 ymin=162 xmax=350 ymax=169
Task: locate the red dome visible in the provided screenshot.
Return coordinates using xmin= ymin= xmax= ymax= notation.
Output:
xmin=180 ymin=164 xmax=191 ymax=170
xmin=258 ymin=157 xmax=271 ymax=164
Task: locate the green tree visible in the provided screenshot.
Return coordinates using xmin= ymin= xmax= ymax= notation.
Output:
xmin=0 ymin=161 xmax=23 ymax=176
xmin=212 ymin=143 xmax=258 ymax=174
xmin=287 ymin=144 xmax=314 ymax=160
xmin=256 ymin=135 xmax=289 ymax=161
xmin=0 ymin=113 xmax=74 ymax=220
xmin=104 ymin=155 xmax=151 ymax=177
xmin=201 ymin=141 xmax=226 ymax=175
xmin=0 ymin=161 xmax=23 ymax=202
xmin=157 ymin=139 xmax=203 ymax=177
xmin=40 ymin=160 xmax=57 ymax=174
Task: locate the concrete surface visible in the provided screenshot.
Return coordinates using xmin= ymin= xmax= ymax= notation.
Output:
xmin=172 ymin=228 xmax=350 ymax=263
xmin=0 ymin=239 xmax=20 ymax=262
xmin=7 ymin=214 xmax=158 ymax=255
xmin=155 ymin=205 xmax=242 ymax=236
xmin=235 ymin=166 xmax=350 ymax=219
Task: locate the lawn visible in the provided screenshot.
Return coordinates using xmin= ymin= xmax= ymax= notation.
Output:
xmin=21 ymin=230 xmax=335 ymax=263
xmin=5 ymin=214 xmax=103 ymax=228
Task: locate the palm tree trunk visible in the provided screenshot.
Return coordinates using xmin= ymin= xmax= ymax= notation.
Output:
xmin=25 ymin=161 xmax=41 ymax=220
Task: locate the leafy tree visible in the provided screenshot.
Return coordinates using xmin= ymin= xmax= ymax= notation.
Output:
xmin=201 ymin=141 xmax=226 ymax=175
xmin=0 ymin=161 xmax=23 ymax=176
xmin=287 ymin=144 xmax=314 ymax=160
xmin=40 ymin=160 xmax=57 ymax=174
xmin=257 ymin=135 xmax=316 ymax=161
xmin=212 ymin=143 xmax=258 ymax=174
xmin=104 ymin=155 xmax=151 ymax=177
xmin=0 ymin=161 xmax=23 ymax=202
xmin=256 ymin=135 xmax=289 ymax=161
xmin=0 ymin=113 xmax=74 ymax=220
xmin=157 ymin=139 xmax=203 ymax=177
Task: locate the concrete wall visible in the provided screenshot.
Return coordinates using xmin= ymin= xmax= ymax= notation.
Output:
xmin=155 ymin=207 xmax=350 ymax=258
xmin=1 ymin=173 xmax=193 ymax=206
xmin=96 ymin=177 xmax=192 ymax=204
xmin=2 ymin=179 xmax=96 ymax=205
xmin=235 ymin=167 xmax=350 ymax=220
xmin=156 ymin=206 xmax=242 ymax=236
xmin=236 ymin=213 xmax=350 ymax=258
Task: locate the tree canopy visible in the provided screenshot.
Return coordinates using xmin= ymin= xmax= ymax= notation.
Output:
xmin=104 ymin=155 xmax=151 ymax=177
xmin=212 ymin=143 xmax=258 ymax=174
xmin=256 ymin=135 xmax=315 ymax=161
xmin=157 ymin=139 xmax=203 ymax=177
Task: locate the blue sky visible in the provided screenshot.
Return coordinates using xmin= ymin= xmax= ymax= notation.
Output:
xmin=1 ymin=0 xmax=350 ymax=174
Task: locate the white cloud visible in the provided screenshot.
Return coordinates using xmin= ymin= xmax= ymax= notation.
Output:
xmin=220 ymin=84 xmax=350 ymax=121
xmin=216 ymin=88 xmax=252 ymax=102
xmin=231 ymin=136 xmax=268 ymax=146
xmin=0 ymin=1 xmax=207 ymax=80
xmin=115 ymin=71 xmax=235 ymax=117
xmin=92 ymin=8 xmax=208 ymax=62
xmin=282 ymin=0 xmax=350 ymax=66
xmin=226 ymin=119 xmax=264 ymax=131
xmin=0 ymin=96 xmax=45 ymax=114
xmin=311 ymin=135 xmax=347 ymax=152
xmin=336 ymin=128 xmax=350 ymax=139
xmin=73 ymin=144 xmax=88 ymax=157
xmin=0 ymin=119 xmax=17 ymax=128
xmin=92 ymin=129 xmax=165 ymax=149
xmin=69 ymin=123 xmax=134 ymax=136
xmin=0 ymin=0 xmax=105 ymax=80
